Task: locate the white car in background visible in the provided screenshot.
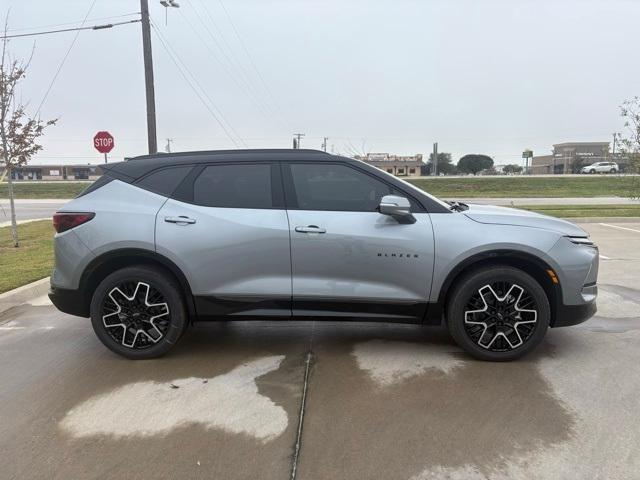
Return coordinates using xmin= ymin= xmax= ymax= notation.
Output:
xmin=581 ymin=162 xmax=619 ymax=174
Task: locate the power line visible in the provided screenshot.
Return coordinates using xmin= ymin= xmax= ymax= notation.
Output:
xmin=217 ymin=0 xmax=290 ymax=130
xmin=1 ymin=19 xmax=141 ymax=39
xmin=175 ymin=7 xmax=275 ymax=127
xmin=150 ymin=21 xmax=245 ymax=148
xmin=34 ymin=0 xmax=99 ymax=116
xmin=5 ymin=13 xmax=140 ymax=34
xmin=191 ymin=0 xmax=287 ymax=130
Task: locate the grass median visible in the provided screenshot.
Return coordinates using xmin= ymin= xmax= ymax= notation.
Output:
xmin=0 ymin=182 xmax=89 ymax=199
xmin=0 ymin=220 xmax=54 ymax=294
xmin=2 ymin=175 xmax=640 ymax=200
xmin=408 ymin=175 xmax=640 ymax=198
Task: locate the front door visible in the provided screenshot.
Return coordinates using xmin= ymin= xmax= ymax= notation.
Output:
xmin=155 ymin=162 xmax=292 ymax=318
xmin=283 ymin=162 xmax=435 ymax=321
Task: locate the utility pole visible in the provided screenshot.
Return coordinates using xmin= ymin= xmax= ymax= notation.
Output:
xmin=321 ymin=137 xmax=329 ymax=152
xmin=432 ymin=142 xmax=438 ymax=176
xmin=293 ymin=133 xmax=305 ymax=149
xmin=612 ymin=132 xmax=617 ymax=159
xmin=140 ymin=0 xmax=158 ymax=154
xmin=165 ymin=138 xmax=173 ymax=153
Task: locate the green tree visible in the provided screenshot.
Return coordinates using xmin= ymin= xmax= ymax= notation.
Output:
xmin=426 ymin=152 xmax=456 ymax=175
xmin=503 ymin=164 xmax=523 ymax=174
xmin=457 ymin=154 xmax=494 ymax=175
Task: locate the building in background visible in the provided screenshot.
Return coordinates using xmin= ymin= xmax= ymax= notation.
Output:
xmin=530 ymin=142 xmax=624 ymax=174
xmin=0 ymin=164 xmax=102 ymax=181
xmin=355 ymin=153 xmax=424 ymax=177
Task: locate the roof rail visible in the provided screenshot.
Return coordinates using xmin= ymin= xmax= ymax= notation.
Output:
xmin=127 ymin=148 xmax=331 ymax=161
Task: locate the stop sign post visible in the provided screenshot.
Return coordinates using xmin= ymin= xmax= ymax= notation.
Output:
xmin=94 ymin=131 xmax=115 ymax=163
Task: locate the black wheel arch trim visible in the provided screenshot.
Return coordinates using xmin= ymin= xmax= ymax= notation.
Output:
xmin=78 ymin=248 xmax=197 ymax=320
xmin=426 ymin=249 xmax=563 ymax=327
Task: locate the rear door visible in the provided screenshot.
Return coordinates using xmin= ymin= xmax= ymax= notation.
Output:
xmin=155 ymin=162 xmax=292 ymax=318
xmin=283 ymin=161 xmax=435 ymax=321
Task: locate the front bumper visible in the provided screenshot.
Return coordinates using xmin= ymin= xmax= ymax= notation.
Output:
xmin=553 ymin=298 xmax=597 ymax=327
xmin=48 ymin=286 xmax=89 ymax=318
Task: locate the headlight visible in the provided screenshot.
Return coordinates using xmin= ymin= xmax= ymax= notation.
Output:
xmin=567 ymin=236 xmax=596 ymax=247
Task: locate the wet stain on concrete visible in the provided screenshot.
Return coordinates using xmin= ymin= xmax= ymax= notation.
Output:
xmin=1 ymin=322 xmax=308 ymax=480
xmin=296 ymin=327 xmax=576 ymax=480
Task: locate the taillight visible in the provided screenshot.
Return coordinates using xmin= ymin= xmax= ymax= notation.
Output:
xmin=53 ymin=212 xmax=95 ymax=233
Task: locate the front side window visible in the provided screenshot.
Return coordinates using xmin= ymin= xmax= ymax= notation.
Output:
xmin=289 ymin=163 xmax=396 ymax=211
xmin=193 ymin=163 xmax=272 ymax=208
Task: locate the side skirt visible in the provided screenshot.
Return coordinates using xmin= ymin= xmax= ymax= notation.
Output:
xmin=193 ymin=295 xmax=440 ymax=324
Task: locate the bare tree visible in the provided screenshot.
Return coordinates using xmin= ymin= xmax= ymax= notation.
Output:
xmin=616 ymin=97 xmax=640 ymax=174
xmin=1 ymin=15 xmax=57 ymax=247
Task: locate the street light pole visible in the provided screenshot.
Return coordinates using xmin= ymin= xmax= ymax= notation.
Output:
xmin=140 ymin=0 xmax=158 ymax=154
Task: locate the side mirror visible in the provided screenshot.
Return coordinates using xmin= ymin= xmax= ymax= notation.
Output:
xmin=378 ymin=195 xmax=416 ymax=224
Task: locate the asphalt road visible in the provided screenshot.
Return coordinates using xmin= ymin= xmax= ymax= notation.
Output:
xmin=1 ymin=222 xmax=640 ymax=479
xmin=0 ymin=199 xmax=67 ymax=225
xmin=1 ymin=196 xmax=639 ymax=228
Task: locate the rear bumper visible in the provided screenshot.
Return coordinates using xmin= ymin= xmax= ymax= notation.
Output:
xmin=553 ymin=300 xmax=597 ymax=327
xmin=48 ymin=287 xmax=89 ymax=318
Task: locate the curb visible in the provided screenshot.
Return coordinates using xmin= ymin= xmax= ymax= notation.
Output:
xmin=0 ymin=277 xmax=50 ymax=316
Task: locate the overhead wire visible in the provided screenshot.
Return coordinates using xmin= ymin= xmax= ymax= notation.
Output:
xmin=150 ymin=20 xmax=246 ymax=148
xmin=34 ymin=0 xmax=99 ymax=115
xmin=190 ymin=0 xmax=288 ymax=131
xmin=4 ymin=13 xmax=140 ymax=34
xmin=175 ymin=7 xmax=275 ymax=127
xmin=216 ymin=0 xmax=291 ymax=130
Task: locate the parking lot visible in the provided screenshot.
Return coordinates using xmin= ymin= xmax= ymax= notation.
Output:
xmin=1 ymin=221 xmax=639 ymax=480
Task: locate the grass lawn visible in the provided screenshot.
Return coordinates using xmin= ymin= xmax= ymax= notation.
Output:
xmin=0 ymin=182 xmax=90 ymax=199
xmin=2 ymin=175 xmax=640 ymax=199
xmin=408 ymin=175 xmax=640 ymax=198
xmin=0 ymin=220 xmax=54 ymax=294
xmin=520 ymin=204 xmax=640 ymax=218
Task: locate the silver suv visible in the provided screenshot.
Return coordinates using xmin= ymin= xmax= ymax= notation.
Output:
xmin=49 ymin=150 xmax=598 ymax=361
xmin=580 ymin=161 xmax=619 ymax=174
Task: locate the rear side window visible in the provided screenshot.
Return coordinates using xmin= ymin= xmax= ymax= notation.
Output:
xmin=193 ymin=164 xmax=273 ymax=208
xmin=76 ymin=174 xmax=113 ymax=197
xmin=136 ymin=166 xmax=193 ymax=197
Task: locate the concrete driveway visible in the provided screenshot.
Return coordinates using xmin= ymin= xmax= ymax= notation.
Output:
xmin=1 ymin=222 xmax=639 ymax=480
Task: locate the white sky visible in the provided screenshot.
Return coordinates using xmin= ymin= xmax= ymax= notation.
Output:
xmin=3 ymin=0 xmax=639 ymax=166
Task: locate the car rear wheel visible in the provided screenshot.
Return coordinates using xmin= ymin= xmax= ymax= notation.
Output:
xmin=90 ymin=266 xmax=187 ymax=359
xmin=446 ymin=266 xmax=550 ymax=361
xmin=610 ymin=168 xmax=616 ymax=173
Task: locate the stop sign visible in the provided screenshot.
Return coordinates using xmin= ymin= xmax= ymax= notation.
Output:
xmin=93 ymin=131 xmax=114 ymax=154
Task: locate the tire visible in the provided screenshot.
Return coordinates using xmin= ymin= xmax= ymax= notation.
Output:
xmin=446 ymin=266 xmax=550 ymax=361
xmin=589 ymin=169 xmax=596 ymax=174
xmin=610 ymin=168 xmax=616 ymax=174
xmin=90 ymin=265 xmax=187 ymax=359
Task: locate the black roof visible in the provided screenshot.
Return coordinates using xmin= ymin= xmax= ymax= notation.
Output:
xmin=103 ymin=149 xmax=336 ymax=179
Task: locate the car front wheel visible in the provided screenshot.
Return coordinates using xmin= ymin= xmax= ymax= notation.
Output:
xmin=446 ymin=266 xmax=550 ymax=361
xmin=90 ymin=266 xmax=187 ymax=359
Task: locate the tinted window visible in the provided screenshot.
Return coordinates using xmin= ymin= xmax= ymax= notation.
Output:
xmin=76 ymin=174 xmax=113 ymax=197
xmin=193 ymin=164 xmax=272 ymax=208
xmin=290 ymin=163 xmax=396 ymax=211
xmin=136 ymin=166 xmax=192 ymax=197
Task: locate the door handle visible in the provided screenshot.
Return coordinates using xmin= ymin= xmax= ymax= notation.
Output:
xmin=164 ymin=216 xmax=196 ymax=225
xmin=295 ymin=225 xmax=326 ymax=234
